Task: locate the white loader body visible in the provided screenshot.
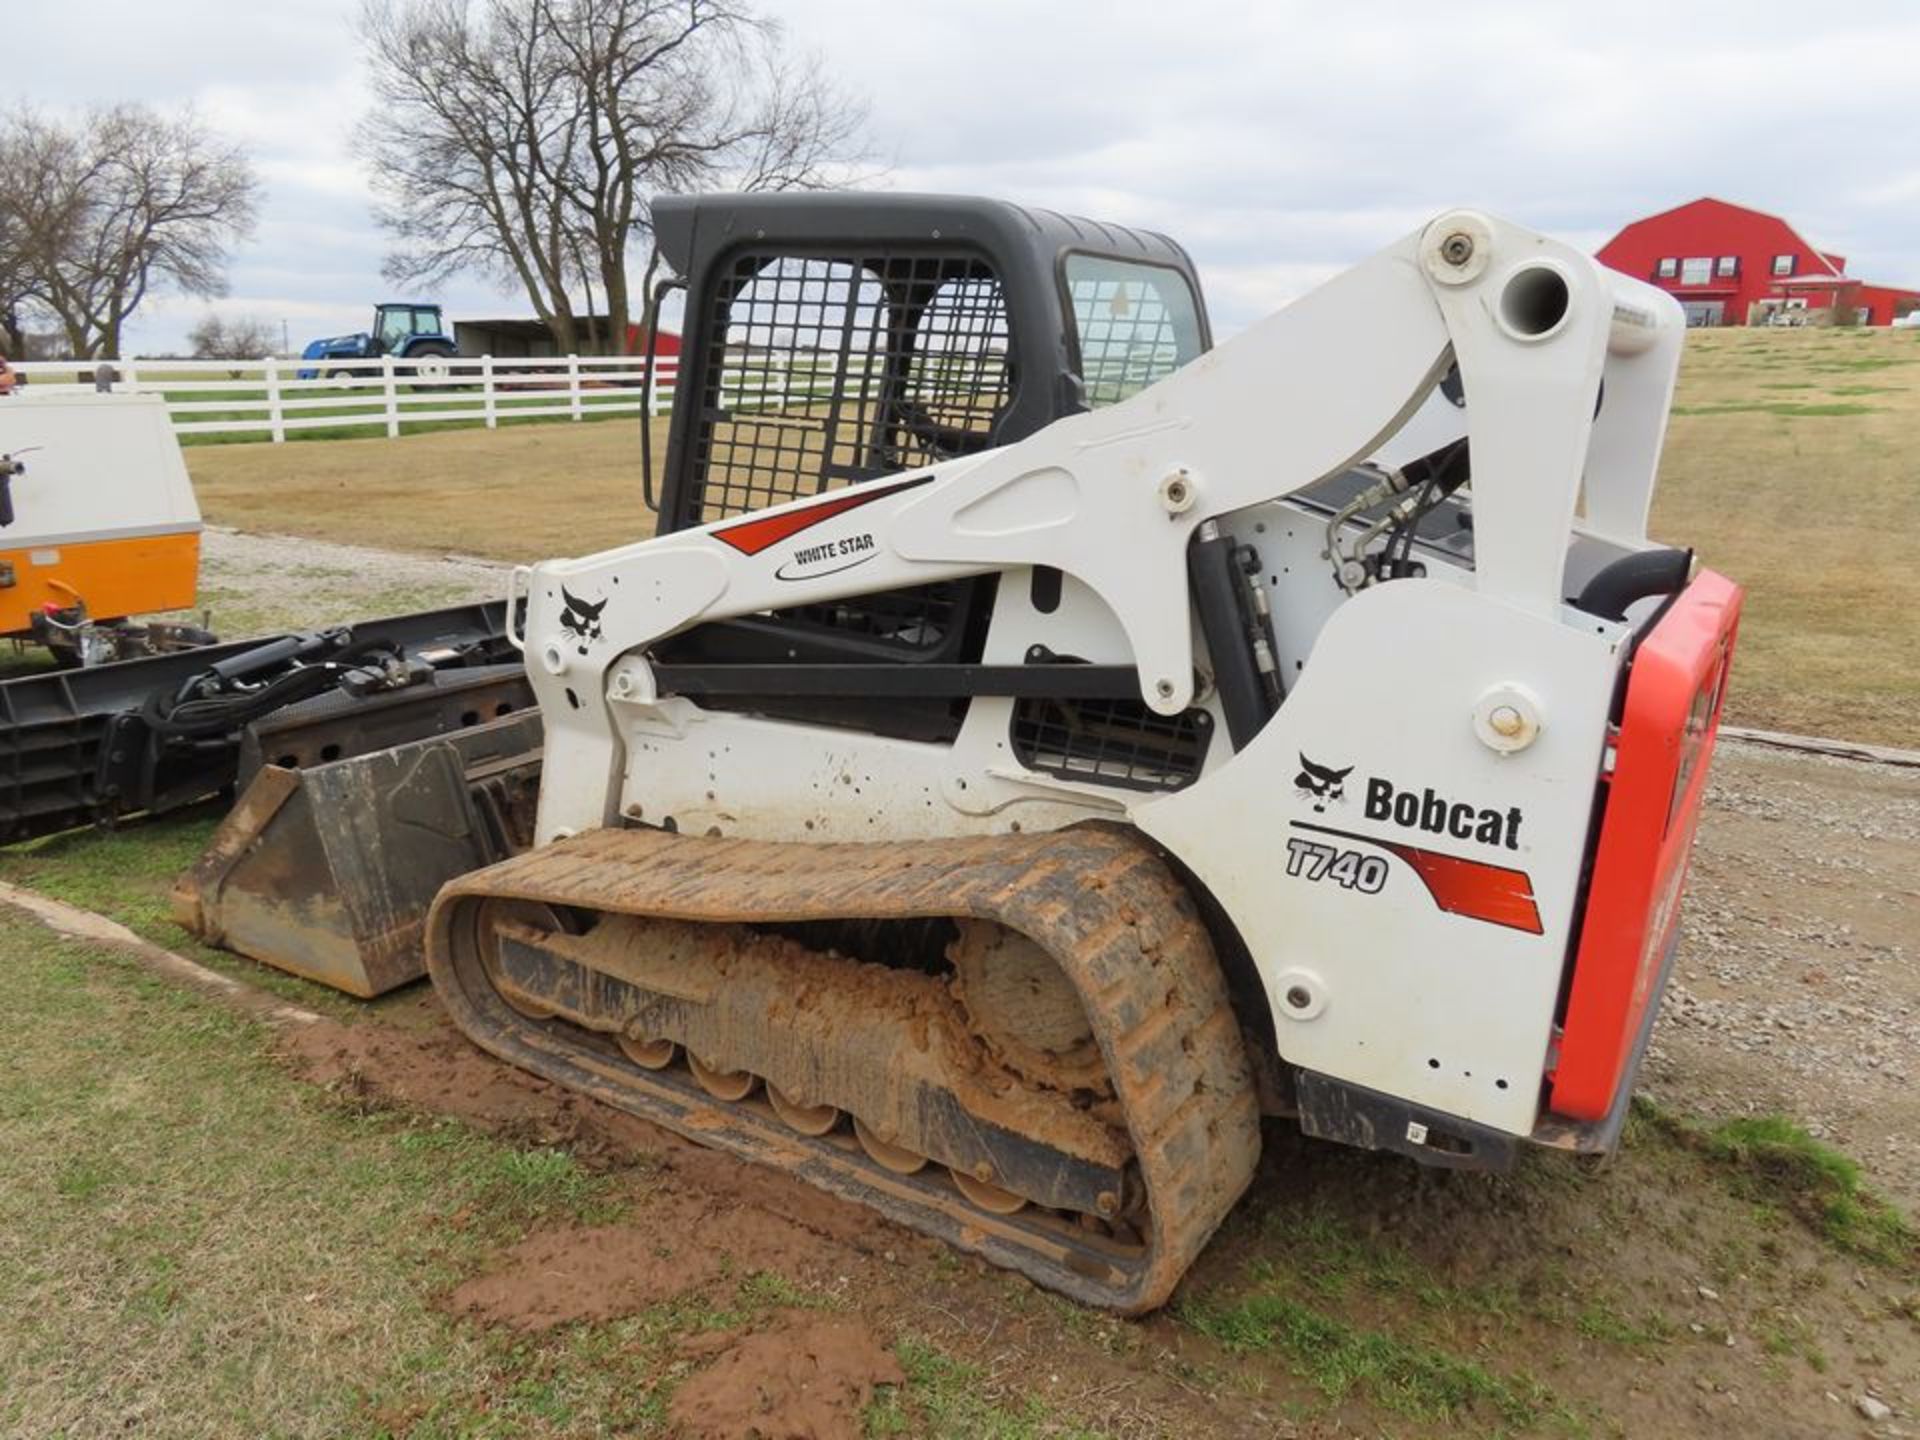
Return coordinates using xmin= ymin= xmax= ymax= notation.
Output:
xmin=504 ymin=209 xmax=1726 ymax=1146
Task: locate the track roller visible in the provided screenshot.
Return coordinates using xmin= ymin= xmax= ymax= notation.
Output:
xmin=619 ymin=1034 xmax=676 ymax=1070
xmin=768 ymin=1085 xmax=841 ymax=1136
xmin=950 ymin=1166 xmax=1027 ymax=1215
xmin=853 ymin=1117 xmax=928 ymax=1175
xmin=688 ymin=1052 xmax=758 ymax=1102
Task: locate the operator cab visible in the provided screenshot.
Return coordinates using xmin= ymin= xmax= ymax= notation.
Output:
xmin=649 ymin=193 xmax=1211 ymax=533
xmin=373 ymin=303 xmax=446 ymax=356
xmin=647 ymin=193 xmax=1218 ymax=758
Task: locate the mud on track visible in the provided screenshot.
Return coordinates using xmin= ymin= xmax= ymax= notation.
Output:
xmin=272 ymin=969 xmax=1920 ymax=1440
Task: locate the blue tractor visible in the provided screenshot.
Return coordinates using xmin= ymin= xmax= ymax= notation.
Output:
xmin=298 ymin=302 xmax=458 ymax=381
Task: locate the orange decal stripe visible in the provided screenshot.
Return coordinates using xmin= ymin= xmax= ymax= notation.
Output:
xmin=712 ymin=475 xmax=933 ymax=556
xmin=1293 ymin=820 xmax=1543 ymax=934
xmin=1376 ymin=840 xmax=1543 ymax=935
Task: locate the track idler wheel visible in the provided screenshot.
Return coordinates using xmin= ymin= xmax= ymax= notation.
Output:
xmin=768 ymin=1085 xmax=841 ymax=1136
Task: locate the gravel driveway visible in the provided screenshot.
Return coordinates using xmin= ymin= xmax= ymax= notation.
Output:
xmin=193 ymin=525 xmax=509 ymax=638
xmin=1650 ymin=742 xmax=1920 ymax=1212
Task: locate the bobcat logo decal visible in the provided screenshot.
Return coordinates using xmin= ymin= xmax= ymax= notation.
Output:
xmin=559 ymin=587 xmax=606 ymax=655
xmin=1294 ymin=754 xmax=1354 ymax=813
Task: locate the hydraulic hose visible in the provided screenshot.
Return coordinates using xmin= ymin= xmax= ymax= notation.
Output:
xmin=1573 ymin=548 xmax=1693 ymax=623
xmin=140 ymin=631 xmax=405 ymax=739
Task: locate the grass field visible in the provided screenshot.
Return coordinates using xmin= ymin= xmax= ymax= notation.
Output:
xmin=3 ymin=818 xmax=1915 ymax=1438
xmin=189 ymin=416 xmax=671 ymax=563
xmin=181 ymin=326 xmax=1920 ymax=745
xmin=0 ymin=922 xmax=1089 ymax=1439
xmin=0 ymin=820 xmax=1094 ymax=1439
xmin=1654 ymin=326 xmax=1920 ymax=743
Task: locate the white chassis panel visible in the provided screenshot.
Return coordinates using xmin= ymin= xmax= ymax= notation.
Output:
xmin=515 ymin=209 xmax=1686 ymax=1141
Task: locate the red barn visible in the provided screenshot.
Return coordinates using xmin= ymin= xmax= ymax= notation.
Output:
xmin=627 ymin=325 xmax=682 ymax=359
xmin=1596 ymin=197 xmax=1920 ymax=328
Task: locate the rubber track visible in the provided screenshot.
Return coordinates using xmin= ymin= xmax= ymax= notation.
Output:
xmin=426 ymin=822 xmax=1262 ymax=1312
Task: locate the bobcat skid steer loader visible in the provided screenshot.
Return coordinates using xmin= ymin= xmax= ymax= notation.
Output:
xmin=183 ymin=194 xmax=1741 ymax=1311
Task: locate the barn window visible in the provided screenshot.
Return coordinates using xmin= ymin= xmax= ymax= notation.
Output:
xmin=1715 ymin=256 xmax=1739 ymax=278
xmin=1655 ymin=257 xmax=1679 ymax=279
xmin=1680 ymin=257 xmax=1712 ymax=285
xmin=1772 ymin=254 xmax=1795 ymax=277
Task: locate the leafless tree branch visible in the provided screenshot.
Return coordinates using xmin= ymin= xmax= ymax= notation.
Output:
xmin=0 ymin=105 xmax=259 ymax=358
xmin=356 ymin=0 xmax=876 ymax=355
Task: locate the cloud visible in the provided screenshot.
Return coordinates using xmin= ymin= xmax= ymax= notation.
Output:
xmin=9 ymin=0 xmax=1917 ymax=350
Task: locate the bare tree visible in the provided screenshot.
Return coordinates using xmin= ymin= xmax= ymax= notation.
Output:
xmin=0 ymin=264 xmax=29 ymax=358
xmin=0 ymin=115 xmax=77 ymax=357
xmin=0 ymin=106 xmax=260 ymax=359
xmin=0 ymin=205 xmax=26 ymax=354
xmin=188 ymin=312 xmax=277 ymax=374
xmin=357 ymin=0 xmax=870 ymax=355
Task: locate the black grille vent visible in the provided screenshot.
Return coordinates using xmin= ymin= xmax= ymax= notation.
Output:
xmin=691 ymin=252 xmax=1012 ymax=523
xmin=685 ymin=250 xmax=1012 ymax=659
xmin=1010 ymin=696 xmax=1211 ymax=793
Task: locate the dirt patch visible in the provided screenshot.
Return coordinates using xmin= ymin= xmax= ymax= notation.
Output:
xmin=668 ymin=1312 xmax=904 ymax=1440
xmin=285 ymin=1001 xmax=897 ymax=1341
xmin=662 ymin=1145 xmax=900 ymax=1256
xmin=446 ymin=1223 xmax=722 ymax=1331
xmin=166 ymin=526 xmax=508 ymax=641
xmin=279 ymin=1000 xmax=889 ymax=1255
xmin=278 ymin=1002 xmax=663 ymax=1168
xmin=434 ymin=1179 xmax=877 ymax=1333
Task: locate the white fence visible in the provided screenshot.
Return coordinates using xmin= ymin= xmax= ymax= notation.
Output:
xmin=4 ymin=352 xmax=681 ymax=443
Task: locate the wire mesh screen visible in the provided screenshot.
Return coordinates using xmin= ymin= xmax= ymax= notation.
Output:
xmin=690 ymin=253 xmax=1013 ymax=524
xmin=1064 ymin=255 xmax=1204 ymax=409
xmin=1010 ymin=696 xmax=1212 ymax=792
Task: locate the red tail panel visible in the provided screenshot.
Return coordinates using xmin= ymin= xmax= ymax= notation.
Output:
xmin=1549 ymin=570 xmax=1743 ymax=1123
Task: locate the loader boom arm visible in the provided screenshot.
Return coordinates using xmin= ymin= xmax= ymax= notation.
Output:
xmin=522 ymin=209 xmax=1682 ymax=842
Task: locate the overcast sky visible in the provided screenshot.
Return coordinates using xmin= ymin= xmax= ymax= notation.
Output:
xmin=11 ymin=0 xmax=1919 ymax=353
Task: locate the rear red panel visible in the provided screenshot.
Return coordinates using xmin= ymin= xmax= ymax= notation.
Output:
xmin=1549 ymin=570 xmax=1743 ymax=1123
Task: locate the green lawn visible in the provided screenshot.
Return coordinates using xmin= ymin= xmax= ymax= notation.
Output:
xmin=1650 ymin=327 xmax=1920 ymax=743
xmin=0 ymin=903 xmax=1100 ymax=1439
xmin=2 ymin=814 xmax=1916 ymax=1438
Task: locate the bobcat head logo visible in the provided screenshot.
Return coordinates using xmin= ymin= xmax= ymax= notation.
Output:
xmin=559 ymin=587 xmax=606 ymax=655
xmin=1295 ymin=754 xmax=1354 ymax=813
